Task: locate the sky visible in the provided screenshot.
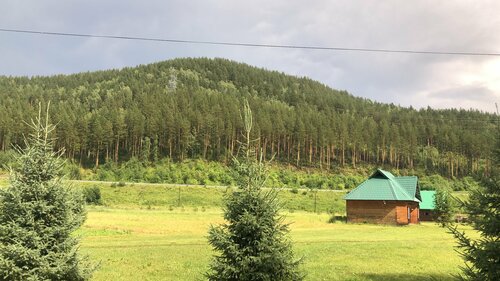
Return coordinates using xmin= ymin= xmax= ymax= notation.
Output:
xmin=0 ymin=0 xmax=499 ymax=113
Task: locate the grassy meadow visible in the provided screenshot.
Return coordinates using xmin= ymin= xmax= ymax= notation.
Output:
xmin=73 ymin=181 xmax=348 ymax=214
xmin=0 ymin=178 xmax=471 ymax=280
xmin=80 ymin=207 xmax=467 ymax=281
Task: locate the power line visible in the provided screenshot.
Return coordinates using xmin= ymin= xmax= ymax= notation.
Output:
xmin=1 ymin=28 xmax=499 ymax=57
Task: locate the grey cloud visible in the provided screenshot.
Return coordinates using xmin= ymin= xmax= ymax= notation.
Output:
xmin=428 ymin=85 xmax=497 ymax=102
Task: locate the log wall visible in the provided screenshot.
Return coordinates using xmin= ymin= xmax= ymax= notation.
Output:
xmin=419 ymin=210 xmax=435 ymax=221
xmin=346 ymin=200 xmax=419 ymax=225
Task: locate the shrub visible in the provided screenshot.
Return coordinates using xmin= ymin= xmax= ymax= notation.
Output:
xmin=83 ymin=186 xmax=102 ymax=205
xmin=64 ymin=161 xmax=82 ymax=180
xmin=328 ymin=214 xmax=347 ymax=223
xmin=328 ymin=215 xmax=336 ymax=224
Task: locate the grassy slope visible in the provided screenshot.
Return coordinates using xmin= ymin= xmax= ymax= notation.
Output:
xmin=79 ymin=207 xmax=469 ymax=281
xmin=74 ymin=181 xmax=347 ymax=214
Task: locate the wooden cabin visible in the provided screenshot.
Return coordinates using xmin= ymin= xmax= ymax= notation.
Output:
xmin=419 ymin=190 xmax=436 ymax=221
xmin=344 ymin=169 xmax=421 ymax=225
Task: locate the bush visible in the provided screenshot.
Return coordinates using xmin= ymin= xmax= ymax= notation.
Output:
xmin=420 ymin=174 xmax=452 ymax=190
xmin=83 ymin=186 xmax=102 ymax=205
xmin=328 ymin=215 xmax=336 ymax=223
xmin=63 ymin=161 xmax=82 ymax=180
xmin=328 ymin=214 xmax=347 ymax=224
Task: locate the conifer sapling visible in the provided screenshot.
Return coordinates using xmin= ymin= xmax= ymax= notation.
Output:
xmin=0 ymin=107 xmax=94 ymax=280
xmin=206 ymin=100 xmax=303 ymax=281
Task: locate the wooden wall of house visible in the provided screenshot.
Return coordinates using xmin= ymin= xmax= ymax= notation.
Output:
xmin=410 ymin=204 xmax=419 ymax=224
xmin=419 ymin=209 xmax=435 ymax=221
xmin=347 ymin=200 xmax=419 ymax=225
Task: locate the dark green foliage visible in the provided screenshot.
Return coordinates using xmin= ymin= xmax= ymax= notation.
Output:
xmin=328 ymin=214 xmax=347 ymax=224
xmin=64 ymin=161 xmax=82 ymax=180
xmin=448 ymin=123 xmax=500 ymax=280
xmin=328 ymin=215 xmax=337 ymax=224
xmin=434 ymin=188 xmax=455 ymax=227
xmin=0 ymin=150 xmax=15 ymax=169
xmin=207 ymin=102 xmax=303 ymax=281
xmin=0 ymin=58 xmax=495 ymax=178
xmin=0 ymin=110 xmax=94 ymax=280
xmin=83 ymin=186 xmax=102 ymax=205
xmin=141 ymin=137 xmax=151 ymax=164
xmin=420 ymin=174 xmax=453 ymax=190
xmin=90 ymin=158 xmax=365 ymax=189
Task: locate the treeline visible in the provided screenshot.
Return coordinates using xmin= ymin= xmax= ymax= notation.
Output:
xmin=69 ymin=158 xmax=476 ymax=191
xmin=0 ymin=58 xmax=496 ymax=177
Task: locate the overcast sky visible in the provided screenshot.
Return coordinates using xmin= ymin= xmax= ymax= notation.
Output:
xmin=1 ymin=0 xmax=499 ymax=112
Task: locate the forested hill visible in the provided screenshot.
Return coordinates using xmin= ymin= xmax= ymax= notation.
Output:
xmin=0 ymin=57 xmax=496 ymax=177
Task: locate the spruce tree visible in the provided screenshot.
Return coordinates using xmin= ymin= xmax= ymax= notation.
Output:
xmin=206 ymin=101 xmax=303 ymax=281
xmin=448 ymin=117 xmax=500 ymax=280
xmin=434 ymin=188 xmax=454 ymax=227
xmin=0 ymin=108 xmax=93 ymax=280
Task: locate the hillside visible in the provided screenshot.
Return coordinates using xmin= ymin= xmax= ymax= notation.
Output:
xmin=0 ymin=58 xmax=496 ymax=178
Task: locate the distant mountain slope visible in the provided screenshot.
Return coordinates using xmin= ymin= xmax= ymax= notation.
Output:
xmin=0 ymin=58 xmax=496 ymax=177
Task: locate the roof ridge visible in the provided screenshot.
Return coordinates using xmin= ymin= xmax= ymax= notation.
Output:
xmin=387 ymin=180 xmax=399 ymax=200
xmin=391 ymin=178 xmax=414 ymax=200
xmin=394 ymin=177 xmax=420 ymax=202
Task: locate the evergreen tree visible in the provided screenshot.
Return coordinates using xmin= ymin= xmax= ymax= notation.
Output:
xmin=0 ymin=108 xmax=94 ymax=280
xmin=434 ymin=187 xmax=455 ymax=227
xmin=206 ymin=101 xmax=303 ymax=281
xmin=448 ymin=117 xmax=500 ymax=280
xmin=141 ymin=136 xmax=151 ymax=164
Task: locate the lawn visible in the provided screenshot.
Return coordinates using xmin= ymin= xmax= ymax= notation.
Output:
xmin=79 ymin=207 xmax=467 ymax=281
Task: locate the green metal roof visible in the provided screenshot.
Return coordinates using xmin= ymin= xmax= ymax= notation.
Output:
xmin=344 ymin=169 xmax=421 ymax=202
xmin=419 ymin=191 xmax=436 ymax=210
xmin=395 ymin=176 xmax=421 ymax=202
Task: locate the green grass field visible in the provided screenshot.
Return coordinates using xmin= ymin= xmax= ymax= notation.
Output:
xmin=79 ymin=207 xmax=468 ymax=281
xmin=73 ymin=181 xmax=348 ymax=214
xmin=0 ymin=178 xmax=471 ymax=280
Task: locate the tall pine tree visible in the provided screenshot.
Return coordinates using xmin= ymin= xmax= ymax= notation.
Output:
xmin=0 ymin=107 xmax=94 ymax=280
xmin=207 ymin=101 xmax=303 ymax=281
xmin=448 ymin=112 xmax=500 ymax=280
